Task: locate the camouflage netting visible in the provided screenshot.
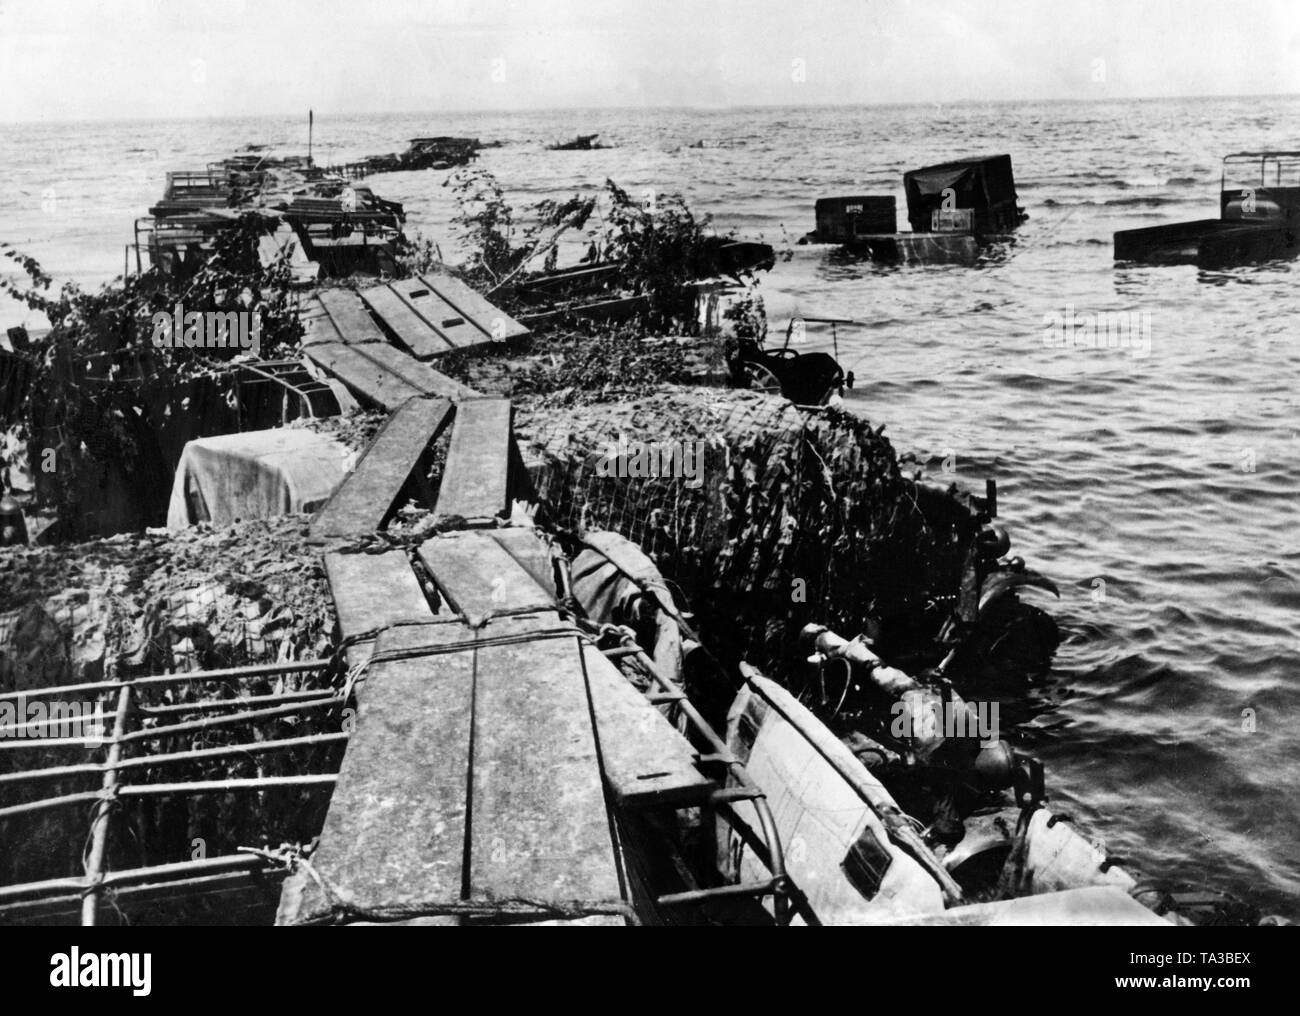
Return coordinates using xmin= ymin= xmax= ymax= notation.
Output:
xmin=515 ymin=385 xmax=981 ymax=681
xmin=0 ymin=516 xmax=334 ymax=683
xmin=0 ymin=517 xmax=343 ymax=895
xmin=288 ymin=410 xmax=388 ymax=456
xmin=0 ymin=386 xmax=983 ymax=911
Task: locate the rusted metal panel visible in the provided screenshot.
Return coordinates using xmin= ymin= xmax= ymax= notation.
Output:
xmin=311 ymin=397 xmax=453 ymax=539
xmin=417 ymin=530 xmax=553 ymax=627
xmin=322 ymin=550 xmax=433 ymax=665
xmin=468 ymin=613 xmax=623 ymax=911
xmin=433 ymin=397 xmax=514 ymax=523
xmin=359 ymin=283 xmax=458 ymax=359
xmin=580 ymin=644 xmax=713 ymax=809
xmin=276 ymin=621 xmax=473 ymax=925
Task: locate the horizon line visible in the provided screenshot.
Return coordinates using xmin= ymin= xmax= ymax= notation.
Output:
xmin=4 ymin=89 xmax=1300 ymax=128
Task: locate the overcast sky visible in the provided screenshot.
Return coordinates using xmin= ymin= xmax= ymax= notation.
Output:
xmin=2 ymin=0 xmax=1298 ymax=122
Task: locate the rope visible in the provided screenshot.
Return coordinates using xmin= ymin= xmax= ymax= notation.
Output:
xmin=238 ymin=843 xmax=345 ymax=915
xmin=461 ymin=603 xmax=566 ymax=630
xmin=327 ymin=618 xmax=435 ymax=672
xmin=241 ymin=844 xmax=633 ymax=925
xmin=330 ymin=615 xmax=593 ymax=697
xmin=365 ymin=626 xmax=589 ymax=669
xmin=330 ymin=608 xmax=573 ymax=673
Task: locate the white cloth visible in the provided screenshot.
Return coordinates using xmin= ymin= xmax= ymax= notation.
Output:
xmin=167 ymin=429 xmax=354 ymax=530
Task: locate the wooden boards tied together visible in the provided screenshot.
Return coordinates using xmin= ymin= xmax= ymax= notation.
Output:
xmin=417 ymin=529 xmax=553 ymax=627
xmin=288 ymin=515 xmax=717 ymax=925
xmin=322 ymin=550 xmax=433 ymax=667
xmin=276 ymin=613 xmax=625 ymax=925
xmin=275 ymin=620 xmax=476 ymax=924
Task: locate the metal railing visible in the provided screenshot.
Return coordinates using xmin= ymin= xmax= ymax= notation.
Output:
xmin=0 ymin=658 xmax=340 ymax=925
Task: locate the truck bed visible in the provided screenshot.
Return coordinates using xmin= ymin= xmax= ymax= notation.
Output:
xmin=1114 ymin=218 xmax=1300 ymax=268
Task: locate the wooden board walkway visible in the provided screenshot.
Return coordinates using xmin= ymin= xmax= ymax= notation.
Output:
xmin=359 ymin=273 xmax=529 ymax=360
xmin=322 ymin=550 xmax=434 ymax=666
xmin=310 ymin=396 xmax=454 ymax=540
xmin=432 ymin=397 xmax=517 ymax=525
xmin=359 ymin=284 xmax=457 ymax=359
xmin=299 ymin=289 xmax=475 ymax=407
xmin=276 ymin=620 xmax=477 ymax=923
xmin=277 ymin=612 xmax=625 ymax=924
xmin=315 ymin=288 xmax=390 ymax=345
xmin=468 ymin=614 xmax=621 ymax=910
xmin=282 ymin=385 xmax=732 ymax=925
xmin=303 ymin=340 xmax=472 ymax=407
xmin=487 ymin=527 xmax=558 ymax=593
xmin=417 ymin=530 xmax=554 ymax=627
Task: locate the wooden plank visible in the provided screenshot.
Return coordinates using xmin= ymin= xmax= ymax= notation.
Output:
xmin=468 ymin=614 xmax=623 ymax=909
xmin=311 ymin=397 xmax=454 ymax=539
xmin=351 ymin=342 xmax=477 ymax=402
xmin=303 ymin=342 xmax=426 ymax=409
xmin=276 ymin=621 xmax=473 ymax=925
xmin=323 ymin=550 xmax=434 ymax=665
xmin=517 ymin=293 xmax=649 ymax=328
xmin=304 ymin=341 xmax=475 ymax=410
xmin=488 ymin=527 xmax=557 ymax=595
xmin=434 ymin=397 xmax=514 ymax=523
xmin=388 ymin=277 xmax=483 ymax=350
xmin=360 ymin=283 xmax=457 ymax=359
xmin=318 ymin=287 xmax=388 ymax=345
xmin=580 ymin=644 xmax=713 ymax=809
xmin=416 ymin=272 xmax=531 ymax=343
xmin=417 ymin=530 xmax=553 ymax=627
xmin=299 ymin=297 xmax=341 ymax=346
xmin=258 ymin=223 xmax=319 ymax=286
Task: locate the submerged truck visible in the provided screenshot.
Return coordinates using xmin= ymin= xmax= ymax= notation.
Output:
xmin=801 ymin=154 xmax=1028 ymax=264
xmin=1114 ymin=151 xmax=1300 ymax=268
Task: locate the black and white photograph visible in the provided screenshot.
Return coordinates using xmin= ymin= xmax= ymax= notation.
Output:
xmin=0 ymin=0 xmax=1292 ymax=981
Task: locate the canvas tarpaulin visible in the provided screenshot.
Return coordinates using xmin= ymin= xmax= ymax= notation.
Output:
xmin=167 ymin=429 xmax=355 ymax=530
xmin=903 ymin=155 xmax=1019 ymax=233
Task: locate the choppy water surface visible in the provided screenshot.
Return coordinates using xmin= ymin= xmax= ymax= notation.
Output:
xmin=3 ymin=96 xmax=1298 ymax=915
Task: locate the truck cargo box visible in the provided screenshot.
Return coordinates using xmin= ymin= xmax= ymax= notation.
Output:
xmin=903 ymin=154 xmax=1024 ymax=234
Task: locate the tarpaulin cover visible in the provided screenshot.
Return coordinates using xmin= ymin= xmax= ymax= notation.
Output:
xmin=167 ymin=428 xmax=355 ymax=530
xmin=903 ymin=155 xmax=1018 ymax=230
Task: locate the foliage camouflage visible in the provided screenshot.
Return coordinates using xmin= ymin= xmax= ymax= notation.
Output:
xmin=1 ymin=217 xmax=304 ymax=538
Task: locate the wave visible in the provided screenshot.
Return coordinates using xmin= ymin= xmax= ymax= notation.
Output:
xmin=1102 ymin=194 xmax=1184 ymax=207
